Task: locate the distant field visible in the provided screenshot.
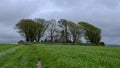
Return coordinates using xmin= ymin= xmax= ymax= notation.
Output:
xmin=0 ymin=44 xmax=120 ymax=68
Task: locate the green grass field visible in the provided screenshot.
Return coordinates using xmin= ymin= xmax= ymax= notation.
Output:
xmin=0 ymin=44 xmax=120 ymax=68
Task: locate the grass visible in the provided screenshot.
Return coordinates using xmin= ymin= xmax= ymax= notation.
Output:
xmin=2 ymin=46 xmax=37 ymax=68
xmin=36 ymin=44 xmax=120 ymax=68
xmin=0 ymin=44 xmax=120 ymax=68
xmin=0 ymin=45 xmax=23 ymax=67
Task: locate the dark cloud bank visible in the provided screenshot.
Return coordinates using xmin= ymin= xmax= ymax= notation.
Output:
xmin=0 ymin=0 xmax=120 ymax=45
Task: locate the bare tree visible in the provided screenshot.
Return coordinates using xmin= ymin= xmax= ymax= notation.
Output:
xmin=47 ymin=19 xmax=58 ymax=43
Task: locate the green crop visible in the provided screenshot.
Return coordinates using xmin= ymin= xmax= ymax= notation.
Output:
xmin=0 ymin=44 xmax=120 ymax=68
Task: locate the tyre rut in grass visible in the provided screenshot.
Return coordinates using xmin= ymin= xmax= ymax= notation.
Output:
xmin=0 ymin=46 xmax=24 ymax=67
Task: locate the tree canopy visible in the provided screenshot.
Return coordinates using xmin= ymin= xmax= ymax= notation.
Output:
xmin=78 ymin=22 xmax=101 ymax=45
xmin=15 ymin=18 xmax=48 ymax=43
xmin=15 ymin=18 xmax=102 ymax=45
xmin=67 ymin=21 xmax=81 ymax=44
xmin=58 ymin=19 xmax=69 ymax=43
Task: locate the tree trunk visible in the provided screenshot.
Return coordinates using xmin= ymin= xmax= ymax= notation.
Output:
xmin=51 ymin=32 xmax=53 ymax=44
xmin=65 ymin=27 xmax=68 ymax=43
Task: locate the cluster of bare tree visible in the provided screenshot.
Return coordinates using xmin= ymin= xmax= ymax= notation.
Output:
xmin=15 ymin=18 xmax=103 ymax=45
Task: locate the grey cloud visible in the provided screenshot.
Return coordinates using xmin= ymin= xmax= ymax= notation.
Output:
xmin=0 ymin=0 xmax=40 ymax=25
xmin=0 ymin=0 xmax=120 ymax=45
xmin=95 ymin=0 xmax=120 ymax=8
xmin=0 ymin=23 xmax=23 ymax=43
xmin=0 ymin=0 xmax=41 ymax=43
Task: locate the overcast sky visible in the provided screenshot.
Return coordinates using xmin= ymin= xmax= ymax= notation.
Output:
xmin=0 ymin=0 xmax=120 ymax=45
